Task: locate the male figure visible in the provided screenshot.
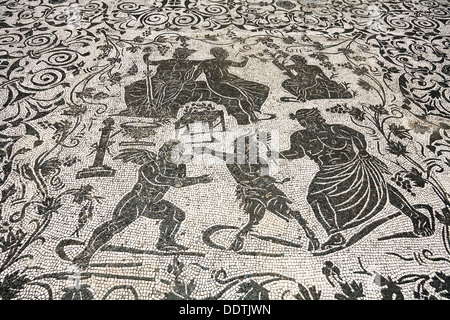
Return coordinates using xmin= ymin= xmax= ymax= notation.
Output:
xmin=279 ymin=108 xmax=433 ymax=249
xmin=73 ymin=141 xmax=212 ymax=269
xmin=123 ymin=48 xmax=203 ymax=118
xmin=197 ymin=133 xmax=319 ymax=251
xmin=273 ymin=55 xmax=352 ymax=102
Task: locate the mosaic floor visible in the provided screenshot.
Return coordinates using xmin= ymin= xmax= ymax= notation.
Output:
xmin=0 ymin=0 xmax=449 ymax=300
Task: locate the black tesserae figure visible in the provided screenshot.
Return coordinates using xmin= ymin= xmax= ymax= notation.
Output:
xmin=73 ymin=141 xmax=212 ymax=269
xmin=279 ymin=108 xmax=433 ymax=250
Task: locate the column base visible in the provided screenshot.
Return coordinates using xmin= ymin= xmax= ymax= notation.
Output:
xmin=76 ymin=166 xmax=116 ymax=179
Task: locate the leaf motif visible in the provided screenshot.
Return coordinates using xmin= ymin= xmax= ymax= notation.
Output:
xmin=0 ymin=270 xmax=30 ymax=300
xmin=93 ymin=92 xmax=110 ymax=100
xmin=237 ymin=280 xmax=269 ymax=300
xmin=127 ymin=63 xmax=138 ymax=76
xmin=296 ymin=283 xmax=311 ymax=300
xmin=24 ymin=123 xmax=40 ymax=138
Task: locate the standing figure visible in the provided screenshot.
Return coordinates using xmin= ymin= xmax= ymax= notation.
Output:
xmin=200 ymin=48 xmax=271 ymax=124
xmin=279 ymin=108 xmax=433 ymax=250
xmin=273 ymin=55 xmax=352 ymax=102
xmin=197 ymin=133 xmax=319 ymax=251
xmin=73 ymin=141 xmax=212 ymax=269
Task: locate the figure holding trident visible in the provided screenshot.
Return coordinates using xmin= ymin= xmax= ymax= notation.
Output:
xmin=122 ymin=48 xmax=203 ymax=118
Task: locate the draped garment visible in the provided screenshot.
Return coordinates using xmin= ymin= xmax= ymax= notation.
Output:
xmin=308 ymin=154 xmax=389 ymax=231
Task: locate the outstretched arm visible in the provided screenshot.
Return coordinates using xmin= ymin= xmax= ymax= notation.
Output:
xmin=279 ymin=132 xmax=306 ymax=160
xmin=193 ymin=146 xmax=234 ymax=162
xmin=173 ymin=174 xmax=212 ymax=187
xmin=140 ymin=162 xmax=211 ymax=188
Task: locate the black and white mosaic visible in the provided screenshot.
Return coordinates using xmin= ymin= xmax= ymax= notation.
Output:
xmin=0 ymin=0 xmax=449 ymax=300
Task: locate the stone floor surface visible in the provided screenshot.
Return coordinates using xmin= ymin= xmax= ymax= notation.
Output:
xmin=0 ymin=0 xmax=449 ymax=300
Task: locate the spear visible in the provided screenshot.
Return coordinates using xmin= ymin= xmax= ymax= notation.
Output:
xmin=143 ymin=54 xmax=156 ymax=115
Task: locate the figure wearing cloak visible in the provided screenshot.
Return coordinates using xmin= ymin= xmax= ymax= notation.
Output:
xmin=280 ymin=108 xmax=433 ymax=249
xmin=122 ymin=48 xmax=204 ymax=118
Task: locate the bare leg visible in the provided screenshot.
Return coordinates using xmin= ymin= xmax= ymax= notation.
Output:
xmin=73 ymin=192 xmax=140 ymax=269
xmin=230 ymin=200 xmax=265 ymax=251
xmin=288 ymin=209 xmax=320 ymax=250
xmin=308 ymin=194 xmax=345 ymax=250
xmin=387 ymin=184 xmax=434 ymax=236
xmin=142 ymin=200 xmax=187 ymax=251
xmin=267 ymin=195 xmax=320 ymax=250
